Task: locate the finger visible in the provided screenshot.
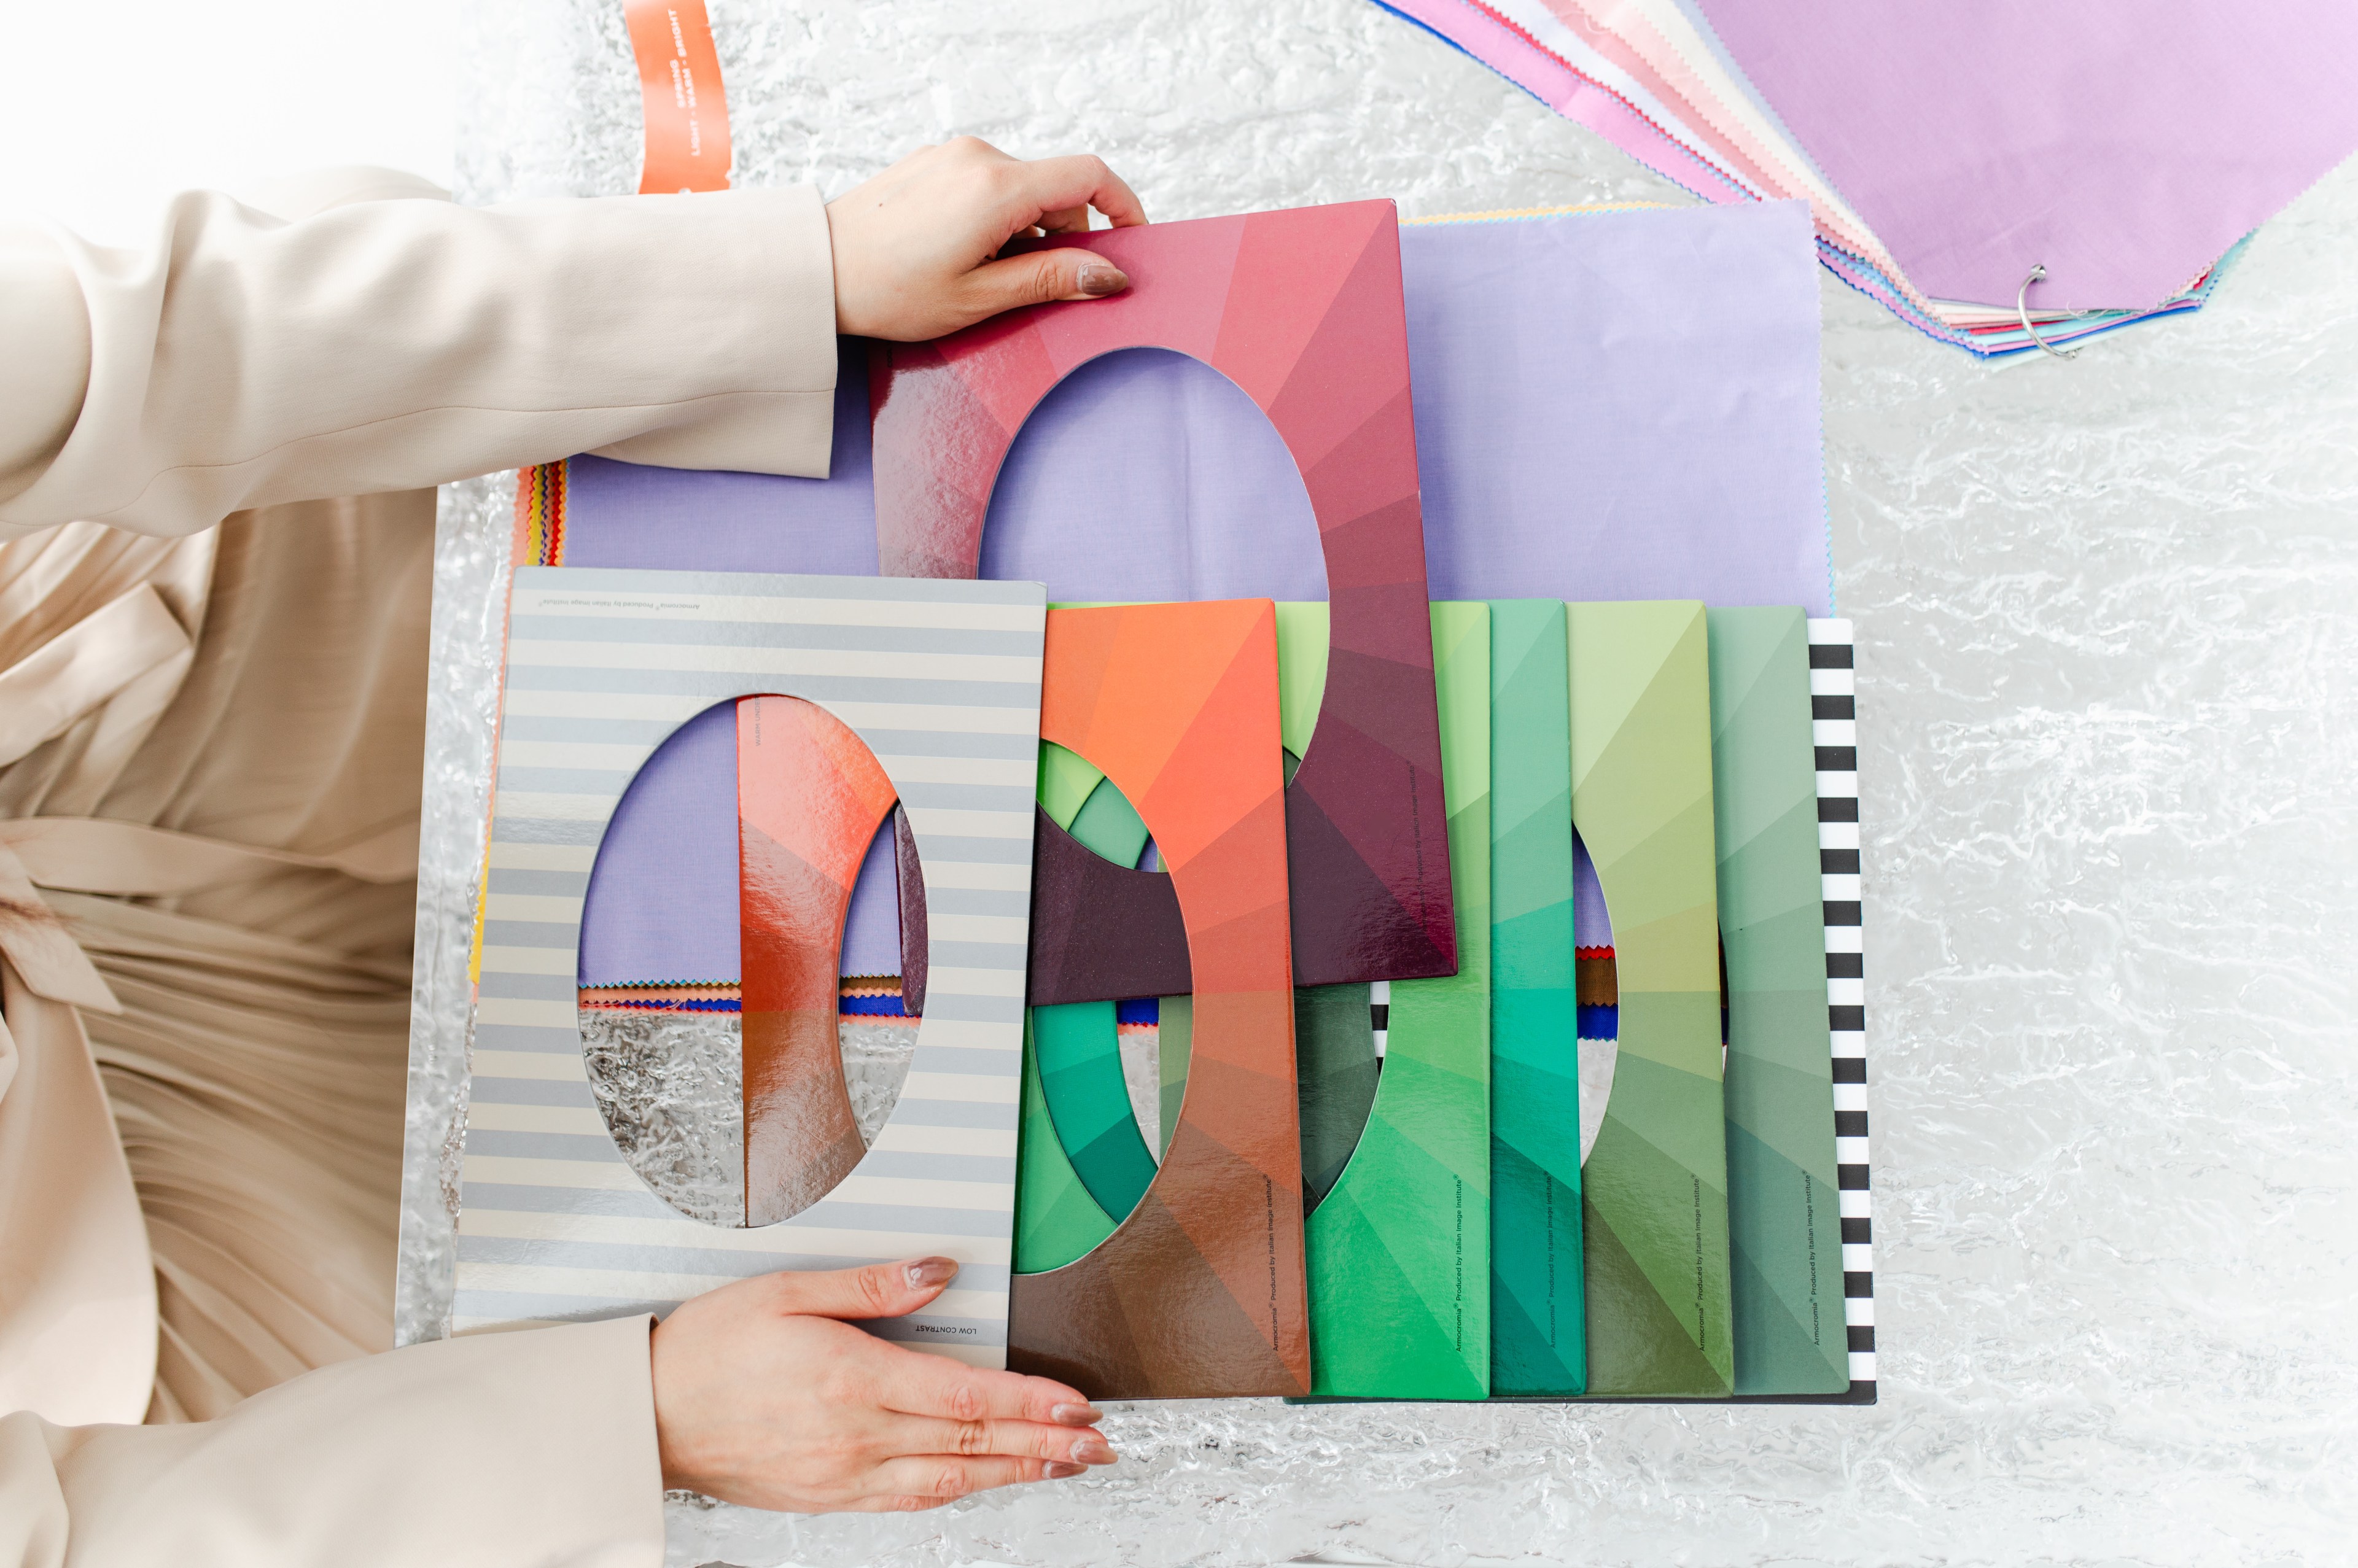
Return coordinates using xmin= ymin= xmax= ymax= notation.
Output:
xmin=760 ymin=1256 xmax=960 ymax=1321
xmin=879 ymin=1413 xmax=1118 ymax=1465
xmin=863 ymin=1453 xmax=1084 ymax=1508
xmin=958 ymin=248 xmax=1130 ymax=320
xmin=865 ymin=1338 xmax=1098 ymax=1426
xmin=999 ymin=153 xmax=1146 ymax=229
xmin=1038 ymin=202 xmax=1092 ymax=235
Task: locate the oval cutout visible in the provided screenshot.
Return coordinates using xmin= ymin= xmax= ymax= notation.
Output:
xmin=981 ymin=347 xmax=1328 ymax=602
xmin=577 ymin=695 xmax=916 ymax=1227
xmin=1574 ymin=826 xmax=1619 ymax=1166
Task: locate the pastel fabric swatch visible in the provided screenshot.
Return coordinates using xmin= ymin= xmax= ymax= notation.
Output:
xmin=1692 ymin=0 xmax=2358 ymax=312
xmin=1377 ymin=0 xmax=2283 ymax=352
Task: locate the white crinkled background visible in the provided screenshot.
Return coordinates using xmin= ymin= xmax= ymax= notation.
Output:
xmin=398 ymin=2 xmax=2358 ymax=1563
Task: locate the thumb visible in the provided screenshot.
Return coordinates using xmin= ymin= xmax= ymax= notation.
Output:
xmin=766 ymin=1256 xmax=960 ymax=1321
xmin=963 ymin=247 xmax=1131 ymax=317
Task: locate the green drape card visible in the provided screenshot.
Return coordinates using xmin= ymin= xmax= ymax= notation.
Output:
xmin=1486 ymin=600 xmax=1587 ymax=1394
xmin=1304 ymin=602 xmax=1493 ymax=1399
xmin=1708 ymin=607 xmax=1848 ymax=1394
xmin=1568 ymin=601 xmax=1735 ymax=1397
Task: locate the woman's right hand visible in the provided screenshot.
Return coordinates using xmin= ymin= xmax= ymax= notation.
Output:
xmin=825 ymin=135 xmax=1147 ymax=341
xmin=649 ymin=1257 xmax=1118 ymax=1512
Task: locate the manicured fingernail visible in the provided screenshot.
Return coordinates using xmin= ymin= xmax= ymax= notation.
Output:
xmin=905 ymin=1257 xmax=959 ymax=1289
xmin=1078 ymin=263 xmax=1127 ymax=297
xmin=1046 ymin=1461 xmax=1086 ymax=1480
xmin=1049 ymin=1401 xmax=1102 ymax=1426
xmin=1071 ymin=1435 xmax=1115 ymax=1464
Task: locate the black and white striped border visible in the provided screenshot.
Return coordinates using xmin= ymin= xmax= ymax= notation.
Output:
xmin=1810 ymin=618 xmax=1875 ymax=1402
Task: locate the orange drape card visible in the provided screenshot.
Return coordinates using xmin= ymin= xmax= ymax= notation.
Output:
xmin=1009 ymin=601 xmax=1310 ymax=1397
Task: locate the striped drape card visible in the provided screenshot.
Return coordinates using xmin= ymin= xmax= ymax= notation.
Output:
xmin=456 ymin=567 xmax=1046 ymax=1365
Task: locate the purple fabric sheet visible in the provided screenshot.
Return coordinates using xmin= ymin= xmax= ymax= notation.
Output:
xmin=564 ymin=203 xmax=1830 ymax=609
xmin=578 ymin=701 xmax=739 ymax=987
xmin=576 ymin=696 xmax=901 ymax=987
xmin=1692 ymin=0 xmax=2358 ymax=311
xmin=566 ymin=202 xmax=1829 ymax=987
xmin=1403 ymin=201 xmax=1827 ymax=608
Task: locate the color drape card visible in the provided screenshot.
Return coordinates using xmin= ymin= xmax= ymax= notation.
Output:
xmin=1707 ymin=606 xmax=1848 ymax=1395
xmin=1485 ymin=599 xmax=1587 ymax=1395
xmin=458 ymin=567 xmax=1045 ymax=1361
xmin=1305 ymin=602 xmax=1493 ymax=1400
xmin=1566 ymin=600 xmax=1735 ymax=1397
xmin=871 ymin=201 xmax=1457 ymax=991
xmin=1007 ymin=601 xmax=1309 ymax=1399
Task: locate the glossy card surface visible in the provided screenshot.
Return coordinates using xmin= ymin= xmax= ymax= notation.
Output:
xmin=1305 ymin=602 xmax=1493 ymax=1400
xmin=1007 ymin=601 xmax=1309 ymax=1399
xmin=871 ymin=201 xmax=1455 ymax=990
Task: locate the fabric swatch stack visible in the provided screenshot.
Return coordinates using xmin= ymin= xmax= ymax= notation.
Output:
xmin=1378 ymin=0 xmax=2358 ymax=355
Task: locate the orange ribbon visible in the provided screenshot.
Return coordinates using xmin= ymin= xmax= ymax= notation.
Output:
xmin=623 ymin=0 xmax=732 ymax=193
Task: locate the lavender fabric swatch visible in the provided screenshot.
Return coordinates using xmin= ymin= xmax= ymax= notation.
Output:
xmin=574 ymin=694 xmax=903 ymax=987
xmin=578 ymin=700 xmax=740 ymax=986
xmin=1692 ymin=0 xmax=2358 ymax=311
xmin=564 ymin=340 xmax=880 ymax=574
xmin=1402 ymin=201 xmax=1827 ymax=611
xmin=979 ymin=348 xmax=1328 ymax=600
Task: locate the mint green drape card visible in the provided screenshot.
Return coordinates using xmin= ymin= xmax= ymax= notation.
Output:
xmin=1708 ymin=606 xmax=1848 ymax=1394
xmin=1305 ymin=602 xmax=1492 ymax=1399
xmin=1486 ymin=600 xmax=1587 ymax=1394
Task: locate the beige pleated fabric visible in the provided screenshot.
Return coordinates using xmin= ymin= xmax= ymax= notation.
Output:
xmin=0 ymin=494 xmax=429 ymax=1424
xmin=0 ymin=160 xmax=841 ymax=1562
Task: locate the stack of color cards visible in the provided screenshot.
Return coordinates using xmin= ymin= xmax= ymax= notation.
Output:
xmin=448 ymin=196 xmax=1874 ymax=1403
xmin=1375 ymin=0 xmax=2358 ymax=354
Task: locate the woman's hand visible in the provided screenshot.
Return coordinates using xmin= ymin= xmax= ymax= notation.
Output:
xmin=826 ymin=136 xmax=1147 ymax=341
xmin=649 ymin=1257 xmax=1117 ymax=1513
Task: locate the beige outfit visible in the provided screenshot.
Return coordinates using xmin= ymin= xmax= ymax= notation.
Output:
xmin=0 ymin=169 xmax=839 ymax=1563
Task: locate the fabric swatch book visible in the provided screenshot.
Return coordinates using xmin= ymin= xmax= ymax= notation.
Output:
xmin=453 ymin=194 xmax=1881 ymax=1407
xmin=1370 ymin=0 xmax=2357 ymax=352
xmin=456 ymin=567 xmax=1045 ymax=1361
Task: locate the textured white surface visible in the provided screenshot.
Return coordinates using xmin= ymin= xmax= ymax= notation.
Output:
xmin=398 ymin=1 xmax=2358 ymax=1562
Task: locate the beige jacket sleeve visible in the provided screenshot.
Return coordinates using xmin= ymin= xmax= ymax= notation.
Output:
xmin=0 ymin=1316 xmax=664 ymax=1567
xmin=0 ymin=181 xmax=839 ymax=539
